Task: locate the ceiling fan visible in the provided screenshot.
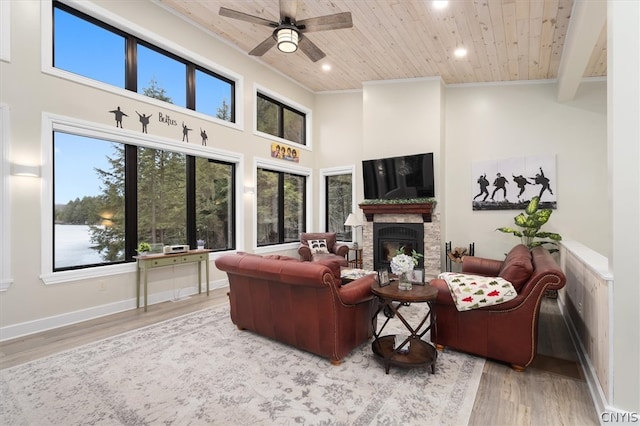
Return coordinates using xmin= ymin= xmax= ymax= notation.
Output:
xmin=219 ymin=0 xmax=353 ymax=62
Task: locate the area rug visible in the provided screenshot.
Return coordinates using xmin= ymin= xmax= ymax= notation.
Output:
xmin=1 ymin=303 xmax=485 ymax=425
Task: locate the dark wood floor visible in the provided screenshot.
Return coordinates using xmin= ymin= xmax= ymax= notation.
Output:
xmin=0 ymin=288 xmax=599 ymax=425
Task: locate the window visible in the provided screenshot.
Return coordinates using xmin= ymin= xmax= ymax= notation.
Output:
xmin=325 ymin=174 xmax=353 ymax=240
xmin=195 ymin=158 xmax=235 ymax=250
xmin=52 ymin=131 xmax=236 ymax=272
xmin=52 ymin=1 xmax=235 ymax=122
xmin=53 ymin=4 xmax=125 ymax=87
xmin=256 ymin=168 xmax=306 ymax=246
xmin=137 ymin=43 xmax=186 ymax=108
xmin=54 ymin=133 xmax=126 ymax=269
xmin=257 ymin=92 xmax=306 ymax=145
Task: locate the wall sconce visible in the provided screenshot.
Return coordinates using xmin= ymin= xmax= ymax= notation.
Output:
xmin=10 ymin=163 xmax=41 ymax=177
xmin=243 ymin=185 xmax=255 ymax=195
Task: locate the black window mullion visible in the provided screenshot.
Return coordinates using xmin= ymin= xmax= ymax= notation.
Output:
xmin=186 ymin=156 xmax=196 ymax=248
xmin=124 ymin=145 xmax=138 ymax=260
xmin=125 ymin=35 xmax=137 ymax=91
xmin=278 ymin=173 xmax=285 ymax=243
xmin=186 ymin=64 xmax=196 ymax=110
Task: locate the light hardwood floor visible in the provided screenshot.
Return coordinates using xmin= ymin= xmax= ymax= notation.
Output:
xmin=0 ymin=289 xmax=600 ymax=425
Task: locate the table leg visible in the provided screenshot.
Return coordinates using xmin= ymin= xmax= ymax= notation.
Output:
xmin=136 ymin=261 xmax=141 ymax=309
xmin=143 ymin=266 xmax=148 ymax=312
xmin=198 ymin=262 xmax=202 ymax=294
xmin=205 ymin=256 xmax=210 ymax=296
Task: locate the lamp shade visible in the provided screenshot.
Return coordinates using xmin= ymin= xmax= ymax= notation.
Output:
xmin=277 ymin=28 xmax=299 ymax=53
xmin=344 ymin=213 xmax=362 ymax=227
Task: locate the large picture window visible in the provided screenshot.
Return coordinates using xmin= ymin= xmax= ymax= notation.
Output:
xmin=53 ymin=131 xmax=236 ymax=272
xmin=257 ymin=92 xmax=306 ymax=145
xmin=52 ymin=1 xmax=235 ymax=122
xmin=256 ymin=168 xmax=306 ymax=246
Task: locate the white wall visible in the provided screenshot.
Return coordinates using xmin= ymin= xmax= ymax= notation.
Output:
xmin=444 ymin=81 xmax=608 ymax=259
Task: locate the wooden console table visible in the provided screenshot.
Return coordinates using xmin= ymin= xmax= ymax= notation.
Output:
xmin=135 ymin=249 xmax=212 ymax=311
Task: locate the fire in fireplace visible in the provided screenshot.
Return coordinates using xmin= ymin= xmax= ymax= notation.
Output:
xmin=373 ymin=223 xmax=424 ymax=271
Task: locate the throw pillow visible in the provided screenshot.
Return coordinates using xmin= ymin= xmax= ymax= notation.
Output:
xmin=309 ymin=239 xmax=329 ymax=254
xmin=438 ymin=272 xmax=518 ymax=311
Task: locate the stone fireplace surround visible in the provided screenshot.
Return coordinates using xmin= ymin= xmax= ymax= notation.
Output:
xmin=360 ymin=208 xmax=441 ymax=280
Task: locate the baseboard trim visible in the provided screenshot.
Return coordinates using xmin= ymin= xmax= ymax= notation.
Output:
xmin=0 ymin=280 xmax=228 ymax=342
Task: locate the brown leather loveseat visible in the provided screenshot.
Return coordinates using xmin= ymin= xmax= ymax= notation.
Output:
xmin=430 ymin=245 xmax=566 ymax=371
xmin=214 ymin=252 xmax=377 ymax=365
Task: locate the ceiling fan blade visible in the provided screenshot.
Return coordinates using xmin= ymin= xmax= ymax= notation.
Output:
xmin=248 ymin=35 xmax=277 ymax=57
xmin=297 ymin=12 xmax=353 ymax=33
xmin=279 ymin=0 xmax=297 ymax=22
xmin=219 ymin=7 xmax=278 ymax=28
xmin=298 ymin=36 xmax=326 ymax=62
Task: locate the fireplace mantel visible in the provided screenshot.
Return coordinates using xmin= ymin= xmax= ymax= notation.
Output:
xmin=359 ymin=202 xmax=434 ymax=222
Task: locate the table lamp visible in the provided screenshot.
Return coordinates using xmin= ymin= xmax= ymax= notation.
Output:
xmin=344 ymin=213 xmax=363 ymax=248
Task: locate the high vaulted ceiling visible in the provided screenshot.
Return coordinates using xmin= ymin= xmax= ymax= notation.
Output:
xmin=158 ymin=0 xmax=607 ymax=94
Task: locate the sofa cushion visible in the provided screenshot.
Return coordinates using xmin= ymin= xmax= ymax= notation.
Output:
xmin=498 ymin=244 xmax=533 ymax=291
xmin=309 ymin=239 xmax=329 ymax=254
xmin=438 ymin=272 xmax=517 ymax=311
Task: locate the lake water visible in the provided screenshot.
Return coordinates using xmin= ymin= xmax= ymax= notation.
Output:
xmin=55 ymin=224 xmax=104 ymax=268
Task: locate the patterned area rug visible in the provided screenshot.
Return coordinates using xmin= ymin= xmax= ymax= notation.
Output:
xmin=1 ymin=303 xmax=484 ymax=425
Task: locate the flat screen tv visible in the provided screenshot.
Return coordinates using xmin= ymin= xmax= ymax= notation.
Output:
xmin=362 ymin=153 xmax=434 ymax=200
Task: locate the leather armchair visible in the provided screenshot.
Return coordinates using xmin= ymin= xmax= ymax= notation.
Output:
xmin=298 ymin=232 xmax=349 ymax=266
xmin=430 ymin=246 xmax=566 ymax=371
xmin=215 ymin=252 xmax=377 ymax=365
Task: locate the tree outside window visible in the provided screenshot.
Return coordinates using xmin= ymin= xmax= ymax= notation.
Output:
xmin=257 ymin=168 xmax=306 ymax=246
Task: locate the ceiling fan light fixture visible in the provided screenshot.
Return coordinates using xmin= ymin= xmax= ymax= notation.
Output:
xmin=277 ymin=28 xmax=299 ymax=53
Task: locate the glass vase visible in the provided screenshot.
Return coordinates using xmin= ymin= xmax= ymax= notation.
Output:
xmin=398 ymin=272 xmax=412 ymax=291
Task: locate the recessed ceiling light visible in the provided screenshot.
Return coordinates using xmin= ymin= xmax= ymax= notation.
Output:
xmin=433 ymin=1 xmax=449 ymax=9
xmin=322 ymin=63 xmax=331 ymax=71
xmin=454 ymin=47 xmax=467 ymax=58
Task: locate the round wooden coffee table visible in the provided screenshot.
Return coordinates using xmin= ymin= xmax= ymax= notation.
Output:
xmin=370 ymin=281 xmax=438 ymax=374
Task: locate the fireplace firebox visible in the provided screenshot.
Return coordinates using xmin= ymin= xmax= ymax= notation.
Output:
xmin=373 ymin=223 xmax=424 ymax=271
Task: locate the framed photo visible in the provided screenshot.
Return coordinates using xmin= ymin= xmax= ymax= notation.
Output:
xmin=377 ymin=269 xmax=391 ymax=287
xmin=410 ymin=268 xmax=425 ymax=285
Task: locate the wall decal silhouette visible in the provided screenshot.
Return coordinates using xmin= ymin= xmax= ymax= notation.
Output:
xmin=108 ymin=106 xmax=128 ymax=128
xmin=135 ymin=111 xmax=152 ymax=133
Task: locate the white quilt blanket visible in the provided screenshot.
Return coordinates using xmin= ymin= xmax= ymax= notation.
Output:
xmin=438 ymin=272 xmax=517 ymax=312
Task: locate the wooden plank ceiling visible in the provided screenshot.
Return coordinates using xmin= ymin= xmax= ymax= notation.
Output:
xmin=158 ymin=0 xmax=607 ymax=92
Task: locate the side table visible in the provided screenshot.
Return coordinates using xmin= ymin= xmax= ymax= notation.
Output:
xmin=370 ymin=281 xmax=438 ymax=374
xmin=348 ymin=247 xmax=363 ymax=269
xmin=134 ymin=249 xmax=212 ymax=312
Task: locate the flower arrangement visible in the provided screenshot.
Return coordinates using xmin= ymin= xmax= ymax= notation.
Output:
xmin=390 ymin=247 xmax=423 ymax=274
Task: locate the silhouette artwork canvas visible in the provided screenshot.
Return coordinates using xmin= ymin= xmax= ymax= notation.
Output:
xmin=471 ymin=155 xmax=557 ymax=211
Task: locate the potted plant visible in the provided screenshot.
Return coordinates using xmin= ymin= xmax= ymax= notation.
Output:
xmin=137 ymin=242 xmax=152 ymax=256
xmin=496 ymin=196 xmax=562 ymax=252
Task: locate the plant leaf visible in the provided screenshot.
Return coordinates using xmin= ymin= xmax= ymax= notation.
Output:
xmin=496 ymin=227 xmax=523 ymax=237
xmin=525 ymin=196 xmax=540 ymax=215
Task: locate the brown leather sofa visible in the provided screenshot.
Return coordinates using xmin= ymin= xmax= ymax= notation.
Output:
xmin=430 ymin=245 xmax=566 ymax=371
xmin=214 ymin=252 xmax=377 ymax=365
xmin=298 ymin=232 xmax=349 ymax=266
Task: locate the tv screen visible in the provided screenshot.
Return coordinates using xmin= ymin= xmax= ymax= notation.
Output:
xmin=362 ymin=153 xmax=434 ymax=200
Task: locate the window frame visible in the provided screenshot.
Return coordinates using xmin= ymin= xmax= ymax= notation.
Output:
xmin=253 ymin=157 xmax=312 ymax=254
xmin=254 ymin=84 xmax=312 ymax=150
xmin=319 ymin=165 xmax=357 ymax=243
xmin=41 ymin=112 xmax=244 ymax=285
xmin=43 ymin=0 xmax=243 ymax=130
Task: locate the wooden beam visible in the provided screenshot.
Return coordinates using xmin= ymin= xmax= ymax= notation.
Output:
xmin=556 ymin=0 xmax=606 ymax=102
